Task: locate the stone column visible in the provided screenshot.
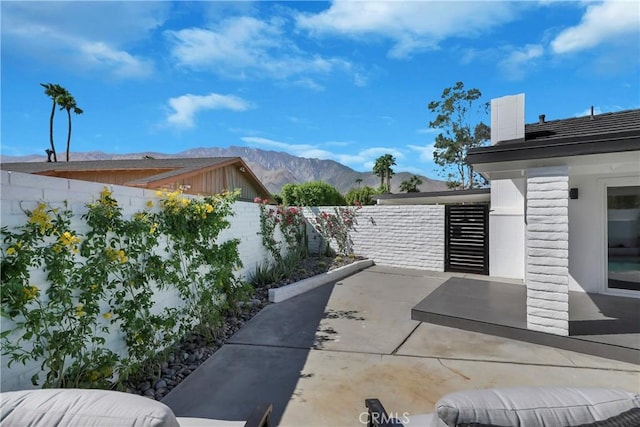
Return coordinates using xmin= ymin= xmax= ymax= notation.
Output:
xmin=526 ymin=167 xmax=569 ymax=336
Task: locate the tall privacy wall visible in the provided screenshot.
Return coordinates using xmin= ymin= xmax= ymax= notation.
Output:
xmin=0 ymin=171 xmax=272 ymax=391
xmin=306 ymin=205 xmax=445 ymax=271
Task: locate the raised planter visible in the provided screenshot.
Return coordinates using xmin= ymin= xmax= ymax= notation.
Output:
xmin=268 ymin=259 xmax=374 ymax=303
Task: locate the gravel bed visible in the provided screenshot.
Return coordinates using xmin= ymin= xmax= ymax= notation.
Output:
xmin=126 ymin=254 xmax=364 ymax=400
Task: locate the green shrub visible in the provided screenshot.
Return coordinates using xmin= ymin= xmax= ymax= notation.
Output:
xmin=281 ymin=182 xmax=346 ymax=206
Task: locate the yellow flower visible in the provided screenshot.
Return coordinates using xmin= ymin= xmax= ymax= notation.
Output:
xmin=75 ymin=304 xmax=85 ymax=317
xmin=6 ymin=247 xmax=16 ymax=256
xmin=90 ymin=370 xmax=99 ymax=381
xmin=155 ymin=190 xmax=163 ymax=197
xmin=204 ymin=203 xmax=214 ymax=213
xmin=102 ymin=312 xmax=112 ymax=320
xmin=22 ymin=285 xmax=39 ymax=301
xmin=180 ymin=198 xmax=190 ymax=206
xmin=149 ymin=223 xmax=158 ymax=234
xmin=59 ymin=231 xmax=81 ymax=247
xmin=29 ymin=203 xmax=53 ymax=235
xmin=90 ymin=284 xmax=98 ymax=291
xmin=117 ymin=250 xmax=128 ymax=263
xmin=146 ymin=200 xmax=153 ymax=208
xmin=100 ymin=187 xmax=112 ymax=199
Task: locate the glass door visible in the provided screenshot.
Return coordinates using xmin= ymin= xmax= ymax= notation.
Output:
xmin=607 ymin=186 xmax=640 ymax=291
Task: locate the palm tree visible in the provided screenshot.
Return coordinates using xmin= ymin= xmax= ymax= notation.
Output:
xmin=41 ymin=83 xmax=69 ymax=162
xmin=355 ymin=178 xmax=363 ymax=188
xmin=372 ymin=154 xmax=396 ymax=193
xmin=57 ymin=92 xmax=83 ymax=162
xmin=382 ymin=154 xmax=396 ymax=193
xmin=373 ymin=158 xmax=386 ymax=190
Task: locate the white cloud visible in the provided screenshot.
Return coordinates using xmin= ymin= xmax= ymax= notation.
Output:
xmin=1 ymin=2 xmax=165 ymax=79
xmin=499 ymin=44 xmax=544 ymax=80
xmin=79 ymin=42 xmax=153 ymax=79
xmin=241 ymin=136 xmax=405 ymax=171
xmin=551 ymin=1 xmax=640 ymax=54
xmin=167 ymin=93 xmax=253 ymax=129
xmin=408 ymin=144 xmax=435 ymax=163
xmin=416 ymin=127 xmax=439 ymax=135
xmin=166 ymin=16 xmax=356 ymax=83
xmin=292 ymin=78 xmax=325 ymax=91
xmin=296 ymin=1 xmax=518 ymax=58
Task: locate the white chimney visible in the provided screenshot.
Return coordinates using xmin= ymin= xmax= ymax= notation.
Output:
xmin=491 ymin=93 xmax=525 ymax=145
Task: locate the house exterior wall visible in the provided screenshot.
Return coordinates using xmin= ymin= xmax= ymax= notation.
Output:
xmin=525 ymin=167 xmax=569 ymax=336
xmin=489 ymin=179 xmax=525 ymax=280
xmin=568 ymin=170 xmax=640 ymax=295
xmin=169 ymin=167 xmax=264 ymax=201
xmin=0 ymin=171 xmax=271 ymax=391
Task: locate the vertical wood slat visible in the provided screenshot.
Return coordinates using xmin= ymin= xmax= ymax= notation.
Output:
xmin=445 ymin=204 xmax=489 ymax=275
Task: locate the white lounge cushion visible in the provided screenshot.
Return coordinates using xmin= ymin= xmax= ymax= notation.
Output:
xmin=435 ymin=386 xmax=640 ymax=427
xmin=176 ymin=417 xmax=246 ymax=426
xmin=0 ymin=388 xmax=180 ymax=427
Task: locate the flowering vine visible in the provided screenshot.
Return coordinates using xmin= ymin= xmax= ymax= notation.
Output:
xmin=0 ymin=187 xmax=247 ymax=389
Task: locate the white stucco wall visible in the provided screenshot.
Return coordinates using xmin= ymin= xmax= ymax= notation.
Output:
xmin=0 ymin=171 xmax=272 ymax=391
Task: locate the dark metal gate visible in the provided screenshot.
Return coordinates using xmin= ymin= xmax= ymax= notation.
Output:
xmin=445 ymin=204 xmax=489 ymax=275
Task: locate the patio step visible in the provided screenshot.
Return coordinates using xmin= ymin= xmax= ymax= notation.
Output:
xmin=412 ymin=277 xmax=640 ymax=365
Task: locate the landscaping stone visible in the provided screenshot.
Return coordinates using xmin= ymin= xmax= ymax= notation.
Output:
xmin=126 ymin=255 xmax=366 ymax=400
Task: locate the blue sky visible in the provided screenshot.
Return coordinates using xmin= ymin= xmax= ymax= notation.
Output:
xmin=1 ymin=1 xmax=639 ymax=179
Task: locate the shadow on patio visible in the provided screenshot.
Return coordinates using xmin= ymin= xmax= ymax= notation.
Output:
xmin=161 ymin=283 xmax=337 ymax=424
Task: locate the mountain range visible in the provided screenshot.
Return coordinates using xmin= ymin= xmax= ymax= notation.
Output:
xmin=0 ymin=146 xmax=447 ymax=195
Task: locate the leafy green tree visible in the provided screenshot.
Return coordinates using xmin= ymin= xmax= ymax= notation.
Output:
xmin=372 ymin=154 xmax=396 ymax=193
xmin=399 ymin=175 xmax=423 ymax=193
xmin=427 ymin=81 xmax=490 ymax=189
xmin=41 ymin=83 xmax=69 ymax=162
xmin=57 ymin=92 xmax=83 ymax=162
xmin=345 ymin=186 xmax=379 ymax=206
xmin=281 ymin=182 xmax=346 ymax=206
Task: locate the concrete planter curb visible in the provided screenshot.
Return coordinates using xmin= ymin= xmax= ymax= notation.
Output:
xmin=268 ymin=259 xmax=374 ymax=303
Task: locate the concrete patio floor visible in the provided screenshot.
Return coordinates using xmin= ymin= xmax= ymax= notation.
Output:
xmin=161 ymin=265 xmax=640 ymax=426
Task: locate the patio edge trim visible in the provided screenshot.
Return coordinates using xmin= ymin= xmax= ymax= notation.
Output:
xmin=268 ymin=259 xmax=374 ymax=303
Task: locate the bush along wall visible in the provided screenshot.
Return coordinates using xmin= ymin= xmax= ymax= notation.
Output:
xmin=0 ymin=187 xmax=249 ymax=389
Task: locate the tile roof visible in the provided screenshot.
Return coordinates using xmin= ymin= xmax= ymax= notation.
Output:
xmin=468 ymin=108 xmax=640 ymax=164
xmin=519 ymin=108 xmax=640 ymax=145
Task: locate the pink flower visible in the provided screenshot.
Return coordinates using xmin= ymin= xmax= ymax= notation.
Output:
xmin=289 ymin=207 xmax=297 ymax=215
xmin=253 ymin=197 xmax=262 ymax=203
xmin=262 ymin=199 xmax=269 ymax=205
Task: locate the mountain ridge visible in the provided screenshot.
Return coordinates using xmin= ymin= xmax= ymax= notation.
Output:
xmin=0 ymin=146 xmax=448 ymax=195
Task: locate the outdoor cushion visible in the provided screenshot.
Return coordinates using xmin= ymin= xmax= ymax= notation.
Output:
xmin=435 ymin=386 xmax=640 ymax=427
xmin=0 ymin=388 xmax=180 ymax=427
